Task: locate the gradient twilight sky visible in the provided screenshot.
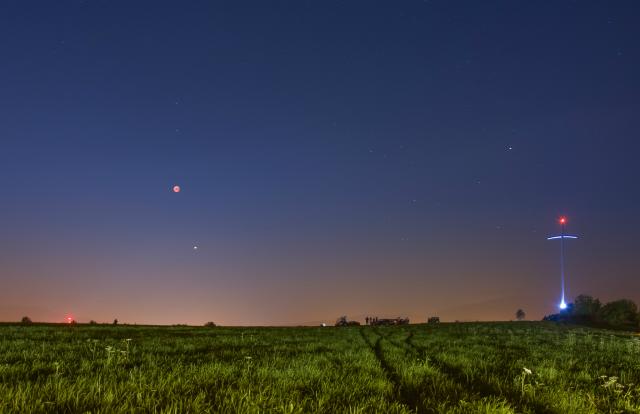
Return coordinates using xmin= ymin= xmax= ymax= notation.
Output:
xmin=1 ymin=1 xmax=639 ymax=325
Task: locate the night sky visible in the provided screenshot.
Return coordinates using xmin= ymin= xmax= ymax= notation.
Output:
xmin=2 ymin=1 xmax=639 ymax=325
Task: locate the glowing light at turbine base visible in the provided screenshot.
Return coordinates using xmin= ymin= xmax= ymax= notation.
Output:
xmin=559 ymin=300 xmax=567 ymax=310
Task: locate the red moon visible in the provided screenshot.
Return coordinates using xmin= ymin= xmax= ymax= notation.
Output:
xmin=173 ymin=185 xmax=181 ymax=193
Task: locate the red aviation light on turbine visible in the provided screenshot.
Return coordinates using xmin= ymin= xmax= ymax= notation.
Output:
xmin=559 ymin=217 xmax=567 ymax=225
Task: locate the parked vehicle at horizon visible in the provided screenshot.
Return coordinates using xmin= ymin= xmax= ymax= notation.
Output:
xmin=335 ymin=316 xmax=360 ymax=326
xmin=369 ymin=317 xmax=409 ymax=326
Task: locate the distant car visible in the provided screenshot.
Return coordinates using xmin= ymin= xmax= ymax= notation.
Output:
xmin=335 ymin=316 xmax=360 ymax=326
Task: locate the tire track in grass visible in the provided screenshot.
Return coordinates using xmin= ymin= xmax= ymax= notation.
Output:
xmin=376 ymin=327 xmax=550 ymax=413
xmin=376 ymin=327 xmax=477 ymax=413
xmin=358 ymin=330 xmax=401 ymax=396
xmin=402 ymin=330 xmax=553 ymax=414
xmin=358 ymin=328 xmax=420 ymax=413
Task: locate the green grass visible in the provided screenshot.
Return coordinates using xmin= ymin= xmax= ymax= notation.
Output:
xmin=1 ymin=322 xmax=639 ymax=413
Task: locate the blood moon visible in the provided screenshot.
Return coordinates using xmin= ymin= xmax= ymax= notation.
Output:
xmin=172 ymin=185 xmax=181 ymax=193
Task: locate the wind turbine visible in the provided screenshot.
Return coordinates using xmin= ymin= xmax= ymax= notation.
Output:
xmin=547 ymin=216 xmax=578 ymax=310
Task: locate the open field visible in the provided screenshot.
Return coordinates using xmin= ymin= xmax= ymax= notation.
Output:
xmin=1 ymin=322 xmax=639 ymax=413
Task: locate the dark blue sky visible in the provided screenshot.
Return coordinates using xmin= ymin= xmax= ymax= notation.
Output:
xmin=1 ymin=1 xmax=639 ymax=325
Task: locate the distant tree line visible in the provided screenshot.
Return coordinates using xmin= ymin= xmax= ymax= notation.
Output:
xmin=544 ymin=294 xmax=639 ymax=330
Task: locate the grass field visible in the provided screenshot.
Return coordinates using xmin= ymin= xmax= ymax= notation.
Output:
xmin=1 ymin=322 xmax=639 ymax=413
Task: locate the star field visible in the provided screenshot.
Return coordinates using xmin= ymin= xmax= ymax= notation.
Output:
xmin=1 ymin=1 xmax=639 ymax=325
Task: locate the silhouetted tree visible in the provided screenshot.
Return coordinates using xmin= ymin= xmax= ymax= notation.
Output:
xmin=573 ymin=295 xmax=601 ymax=320
xmin=516 ymin=309 xmax=526 ymax=321
xmin=113 ymin=319 xmax=118 ymax=325
xmin=21 ymin=316 xmax=32 ymax=324
xmin=89 ymin=320 xmax=97 ymax=325
xmin=598 ymin=299 xmax=639 ymax=329
xmin=544 ymin=295 xmax=640 ymax=331
xmin=204 ymin=321 xmax=216 ymax=327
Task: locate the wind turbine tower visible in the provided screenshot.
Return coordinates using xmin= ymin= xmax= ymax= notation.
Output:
xmin=547 ymin=216 xmax=578 ymax=310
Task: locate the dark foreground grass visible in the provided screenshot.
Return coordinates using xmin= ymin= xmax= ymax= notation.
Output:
xmin=1 ymin=322 xmax=639 ymax=413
